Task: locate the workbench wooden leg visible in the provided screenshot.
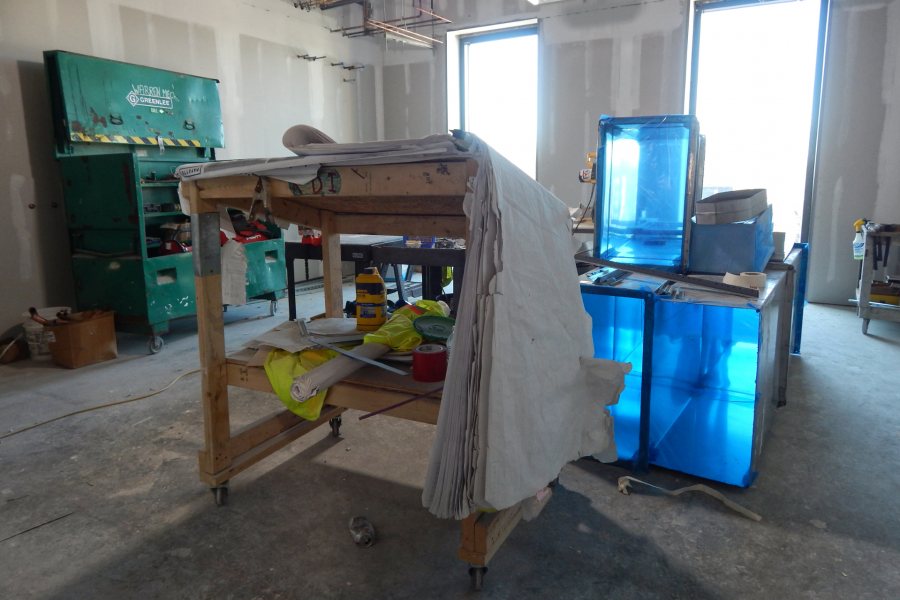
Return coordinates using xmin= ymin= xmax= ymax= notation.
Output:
xmin=457 ymin=486 xmax=553 ymax=590
xmin=458 ymin=503 xmax=526 ymax=590
xmin=189 ymin=182 xmax=232 ymax=490
xmin=458 ymin=503 xmax=524 ymax=565
xmin=321 ymin=212 xmax=344 ymax=318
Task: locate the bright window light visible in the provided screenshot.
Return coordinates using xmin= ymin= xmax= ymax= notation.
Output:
xmin=694 ymin=0 xmax=821 ymax=250
xmin=461 ymin=29 xmax=538 ymax=178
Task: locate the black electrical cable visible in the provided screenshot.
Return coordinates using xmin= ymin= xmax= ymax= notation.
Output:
xmin=0 ymin=369 xmax=200 ymax=441
xmin=573 ymin=184 xmax=595 ymax=236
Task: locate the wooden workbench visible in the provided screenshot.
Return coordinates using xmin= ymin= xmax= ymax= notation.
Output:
xmin=184 ymin=158 xmax=535 ymax=589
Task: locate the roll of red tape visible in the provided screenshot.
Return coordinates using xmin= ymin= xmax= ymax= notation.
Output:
xmin=412 ymin=343 xmax=447 ymax=382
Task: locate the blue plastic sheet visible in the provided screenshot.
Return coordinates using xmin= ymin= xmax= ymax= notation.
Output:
xmin=594 ymin=115 xmax=701 ymax=273
xmin=582 ymin=283 xmax=768 ymax=487
xmin=649 ymin=300 xmax=760 ymax=487
xmin=582 ymin=290 xmax=649 ymax=468
xmin=689 ymin=205 xmax=775 ymax=274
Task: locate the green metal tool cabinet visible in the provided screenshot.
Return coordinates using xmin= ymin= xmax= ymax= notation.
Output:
xmin=44 ymin=51 xmax=285 ymax=352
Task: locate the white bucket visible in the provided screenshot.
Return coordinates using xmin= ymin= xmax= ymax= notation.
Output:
xmin=21 ymin=306 xmax=70 ymax=360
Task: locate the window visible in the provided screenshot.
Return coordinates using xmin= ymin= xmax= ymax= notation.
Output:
xmin=448 ymin=22 xmax=539 ymax=178
xmin=689 ymin=0 xmax=827 ymax=252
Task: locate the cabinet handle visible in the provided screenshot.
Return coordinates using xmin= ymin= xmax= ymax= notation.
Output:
xmin=183 ymin=120 xmax=195 ymax=130
xmin=157 ymin=268 xmax=177 ymax=285
xmin=110 ymin=114 xmax=123 ymax=125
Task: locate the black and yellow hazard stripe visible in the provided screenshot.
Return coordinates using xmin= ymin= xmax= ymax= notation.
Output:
xmin=70 ymin=132 xmax=201 ymax=147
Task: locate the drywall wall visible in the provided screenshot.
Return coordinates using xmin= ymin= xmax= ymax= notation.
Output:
xmin=808 ymin=0 xmax=900 ymax=304
xmin=2 ymin=0 xmax=895 ymax=331
xmin=380 ymin=0 xmax=689 ymax=209
xmin=0 ymin=0 xmax=382 ymax=330
xmin=379 ymin=0 xmax=900 ymax=305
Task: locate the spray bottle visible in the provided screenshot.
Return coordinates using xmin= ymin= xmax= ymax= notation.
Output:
xmin=852 ymin=218 xmax=867 ymax=260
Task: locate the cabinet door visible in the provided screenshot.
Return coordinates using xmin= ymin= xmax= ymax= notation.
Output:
xmin=144 ymin=253 xmax=196 ymax=325
xmin=60 ymin=153 xmax=140 ymax=255
xmin=244 ymin=240 xmax=286 ymax=299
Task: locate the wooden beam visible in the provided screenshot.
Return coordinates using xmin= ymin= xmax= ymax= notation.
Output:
xmin=458 ymin=502 xmax=526 ymax=566
xmin=268 ymin=196 xmax=323 ymax=228
xmin=329 ymin=383 xmax=440 ymax=424
xmin=267 ymin=161 xmax=469 ymax=199
xmin=198 ymin=405 xmax=346 ymax=486
xmin=320 ymin=211 xmax=344 ymax=317
xmin=227 ymin=361 xmax=276 ymax=392
xmin=196 ymin=175 xmax=259 ymax=199
xmin=229 ymin=409 xmax=307 ymax=459
xmin=225 ymin=361 xmax=441 ymax=425
xmin=190 ymin=182 xmax=231 ymax=478
xmin=268 ymin=195 xmax=464 ymax=216
xmin=334 ymin=214 xmax=467 ymax=237
xmin=459 ymin=513 xmax=478 ymax=559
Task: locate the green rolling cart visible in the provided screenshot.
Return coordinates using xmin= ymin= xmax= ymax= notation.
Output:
xmin=44 ymin=51 xmax=285 ymax=353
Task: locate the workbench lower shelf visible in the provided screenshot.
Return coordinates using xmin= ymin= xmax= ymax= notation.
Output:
xmin=205 ymin=351 xmax=536 ymax=590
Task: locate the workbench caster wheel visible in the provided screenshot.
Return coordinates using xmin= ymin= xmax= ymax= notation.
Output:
xmin=269 ymin=299 xmax=278 ymax=317
xmin=148 ymin=335 xmax=165 ymax=354
xmin=329 ymin=416 xmax=343 ymax=438
xmin=468 ymin=566 xmax=488 ymax=591
xmin=862 ymin=318 xmax=870 ymax=335
xmin=211 ymin=483 xmax=229 ymax=507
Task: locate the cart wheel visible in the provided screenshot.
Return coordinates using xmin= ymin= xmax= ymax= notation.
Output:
xmin=148 ymin=335 xmax=165 ymax=354
xmin=468 ymin=566 xmax=488 ymax=591
xmin=329 ymin=416 xmax=343 ymax=438
xmin=211 ymin=483 xmax=229 ymax=507
xmin=862 ymin=318 xmax=870 ymax=335
xmin=269 ymin=299 xmax=278 ymax=317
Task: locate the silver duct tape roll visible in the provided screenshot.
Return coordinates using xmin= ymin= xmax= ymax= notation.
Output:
xmin=415 ymin=343 xmax=447 ymax=354
xmin=723 ymin=271 xmax=767 ymax=290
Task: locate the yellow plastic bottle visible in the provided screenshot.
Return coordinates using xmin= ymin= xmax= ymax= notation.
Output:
xmin=355 ymin=267 xmax=387 ymax=331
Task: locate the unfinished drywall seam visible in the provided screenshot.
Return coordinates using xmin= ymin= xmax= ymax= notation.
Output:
xmin=86 ymin=0 xmax=124 ymax=59
xmin=614 ymin=37 xmax=635 ymax=116
xmin=9 ymin=173 xmax=34 ymax=283
xmin=216 ymin=27 xmax=243 ymax=156
xmin=874 ymin=0 xmax=900 ymax=223
xmin=374 ymin=59 xmax=385 ymax=140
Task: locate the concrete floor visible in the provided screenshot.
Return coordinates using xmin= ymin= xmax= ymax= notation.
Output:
xmin=0 ymin=298 xmax=898 ymax=599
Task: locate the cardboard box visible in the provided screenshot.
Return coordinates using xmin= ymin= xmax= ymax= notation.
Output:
xmin=695 ymin=189 xmax=768 ymax=224
xmin=689 ymin=205 xmax=775 ymax=274
xmin=46 ymin=311 xmax=117 ymax=369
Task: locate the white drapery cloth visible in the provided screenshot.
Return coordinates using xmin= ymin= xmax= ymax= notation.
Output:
xmin=422 ymin=138 xmax=627 ymax=519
